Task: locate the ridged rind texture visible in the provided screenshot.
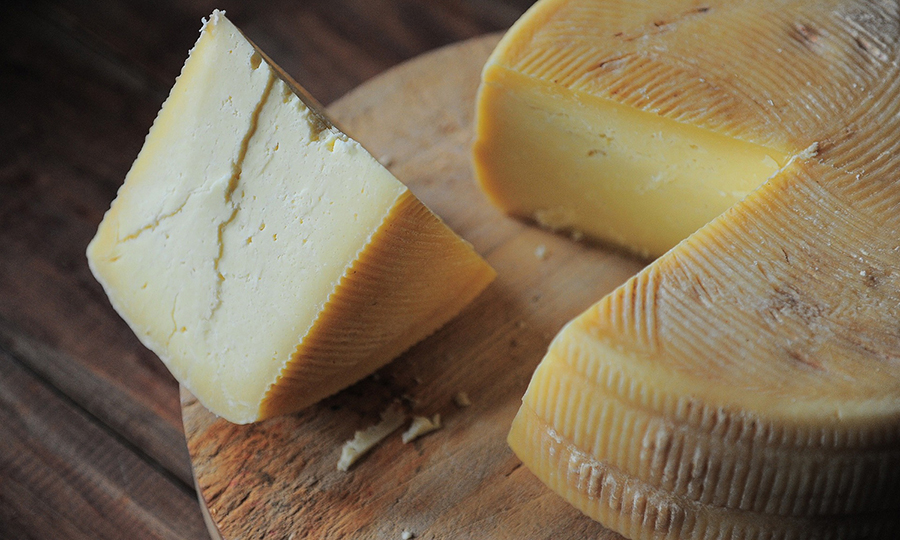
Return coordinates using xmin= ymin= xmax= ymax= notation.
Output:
xmin=494 ymin=0 xmax=894 ymax=150
xmin=511 ymin=405 xmax=900 ymax=540
xmin=521 ymin=318 xmax=900 ymax=519
xmin=506 ymin=0 xmax=900 ymax=538
xmin=259 ymin=190 xmax=496 ymax=419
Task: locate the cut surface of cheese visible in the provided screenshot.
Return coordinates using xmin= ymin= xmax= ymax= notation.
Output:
xmin=475 ymin=67 xmax=788 ymax=257
xmin=87 ymin=11 xmax=495 ymax=424
xmin=505 ymin=0 xmax=900 ymax=538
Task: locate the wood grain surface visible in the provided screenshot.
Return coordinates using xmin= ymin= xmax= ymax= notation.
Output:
xmin=183 ymin=34 xmax=641 ymax=540
xmin=1 ymin=2 xmax=538 ymax=539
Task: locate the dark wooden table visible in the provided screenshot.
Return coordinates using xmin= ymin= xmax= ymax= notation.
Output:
xmin=0 ymin=2 xmax=536 ymax=538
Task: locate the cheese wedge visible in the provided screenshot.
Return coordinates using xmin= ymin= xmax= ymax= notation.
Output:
xmin=87 ymin=11 xmax=495 ymax=424
xmin=505 ymin=0 xmax=900 ymax=538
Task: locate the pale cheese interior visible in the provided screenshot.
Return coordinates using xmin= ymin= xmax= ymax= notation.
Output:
xmin=475 ymin=67 xmax=787 ymax=257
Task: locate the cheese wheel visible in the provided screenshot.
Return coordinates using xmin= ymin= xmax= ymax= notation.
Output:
xmin=497 ymin=0 xmax=900 ymax=538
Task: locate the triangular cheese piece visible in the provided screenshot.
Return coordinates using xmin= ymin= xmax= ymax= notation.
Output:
xmin=87 ymin=11 xmax=495 ymax=424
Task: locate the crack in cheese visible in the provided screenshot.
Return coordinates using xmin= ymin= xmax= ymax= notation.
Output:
xmin=87 ymin=11 xmax=495 ymax=424
xmin=501 ymin=0 xmax=900 ymax=538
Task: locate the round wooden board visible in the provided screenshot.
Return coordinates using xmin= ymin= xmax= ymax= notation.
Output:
xmin=181 ymin=34 xmax=642 ymax=540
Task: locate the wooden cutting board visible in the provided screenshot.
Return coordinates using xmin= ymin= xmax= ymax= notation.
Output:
xmin=181 ymin=34 xmax=643 ymax=540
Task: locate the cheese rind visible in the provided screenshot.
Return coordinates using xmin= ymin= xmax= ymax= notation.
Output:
xmin=87 ymin=11 xmax=495 ymax=424
xmin=259 ymin=189 xmax=497 ymax=418
xmin=511 ymin=404 xmax=900 ymax=540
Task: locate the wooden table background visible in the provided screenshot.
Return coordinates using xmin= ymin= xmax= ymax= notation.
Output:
xmin=0 ymin=2 xmax=539 ymax=538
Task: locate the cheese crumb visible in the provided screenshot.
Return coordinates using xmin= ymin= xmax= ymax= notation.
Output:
xmin=401 ymin=531 xmax=414 ymax=540
xmin=401 ymin=414 xmax=442 ymax=443
xmin=454 ymin=392 xmax=472 ymax=407
xmin=337 ymin=404 xmax=406 ymax=471
xmin=534 ymin=244 xmax=548 ymax=260
xmin=534 ymin=207 xmax=574 ymax=231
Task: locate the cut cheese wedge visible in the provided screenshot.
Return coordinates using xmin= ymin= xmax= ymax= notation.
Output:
xmin=505 ymin=0 xmax=900 ymax=538
xmin=87 ymin=11 xmax=495 ymax=424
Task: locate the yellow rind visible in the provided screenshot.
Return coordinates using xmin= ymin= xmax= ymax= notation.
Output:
xmin=259 ymin=190 xmax=496 ymax=419
xmin=516 ymin=320 xmax=900 ymax=517
xmin=486 ymin=0 xmax=869 ymax=148
xmin=511 ymin=404 xmax=900 ymax=540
